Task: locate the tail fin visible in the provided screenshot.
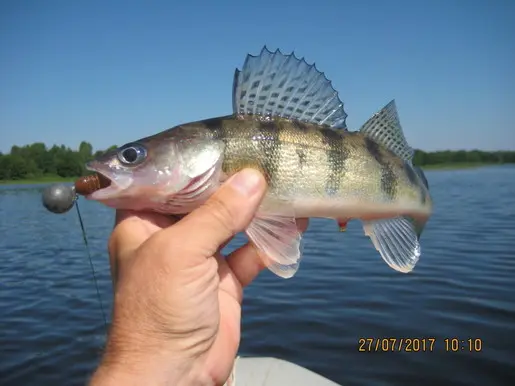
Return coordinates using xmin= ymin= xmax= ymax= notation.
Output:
xmin=359 ymin=101 xmax=432 ymax=273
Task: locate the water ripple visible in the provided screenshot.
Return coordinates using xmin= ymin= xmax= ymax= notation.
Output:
xmin=1 ymin=168 xmax=515 ymax=385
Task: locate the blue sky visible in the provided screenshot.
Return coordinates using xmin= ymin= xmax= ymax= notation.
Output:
xmin=1 ymin=0 xmax=514 ymax=153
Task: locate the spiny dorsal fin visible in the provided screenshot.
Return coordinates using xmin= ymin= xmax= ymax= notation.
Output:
xmin=232 ymin=46 xmax=348 ymax=129
xmin=359 ymin=100 xmax=414 ymax=161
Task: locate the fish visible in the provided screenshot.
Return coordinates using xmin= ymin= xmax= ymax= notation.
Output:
xmin=83 ymin=46 xmax=433 ymax=279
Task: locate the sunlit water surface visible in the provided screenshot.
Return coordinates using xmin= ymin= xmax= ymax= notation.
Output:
xmin=1 ymin=166 xmax=514 ymax=385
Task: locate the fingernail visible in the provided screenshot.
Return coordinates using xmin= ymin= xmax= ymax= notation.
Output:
xmin=228 ymin=169 xmax=262 ymax=197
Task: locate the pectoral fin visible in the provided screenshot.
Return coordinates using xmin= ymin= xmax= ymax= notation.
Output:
xmin=245 ymin=205 xmax=303 ymax=279
xmin=363 ymin=216 xmax=421 ymax=273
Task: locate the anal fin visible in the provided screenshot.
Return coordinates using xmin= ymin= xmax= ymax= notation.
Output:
xmin=245 ymin=203 xmax=302 ymax=279
xmin=362 ymin=216 xmax=421 ymax=273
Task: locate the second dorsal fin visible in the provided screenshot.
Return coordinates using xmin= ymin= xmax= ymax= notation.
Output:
xmin=359 ymin=100 xmax=414 ymax=162
xmin=232 ymin=46 xmax=348 ymax=129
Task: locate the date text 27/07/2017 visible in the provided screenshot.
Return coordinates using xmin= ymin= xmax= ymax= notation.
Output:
xmin=357 ymin=337 xmax=483 ymax=352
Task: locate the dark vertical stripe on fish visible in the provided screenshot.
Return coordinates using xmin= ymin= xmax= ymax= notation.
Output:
xmin=202 ymin=117 xmax=226 ymax=139
xmin=365 ymin=137 xmax=397 ymax=199
xmin=293 ymin=120 xmax=311 ymax=132
xmin=320 ymin=128 xmax=346 ymax=196
xmin=419 ymin=186 xmax=427 ymax=205
xmin=296 ymin=148 xmax=307 ymax=169
xmin=257 ymin=120 xmax=280 ymax=184
xmin=404 ymin=161 xmax=426 ymax=204
xmin=404 ymin=161 xmax=419 ymax=186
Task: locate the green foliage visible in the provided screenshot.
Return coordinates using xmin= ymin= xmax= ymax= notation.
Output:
xmin=0 ymin=141 xmax=514 ymax=182
xmin=0 ymin=142 xmax=117 ymax=181
xmin=412 ymin=149 xmax=515 ymax=166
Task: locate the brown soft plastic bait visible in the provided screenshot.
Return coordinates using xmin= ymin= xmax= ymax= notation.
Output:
xmin=74 ymin=173 xmax=111 ymax=196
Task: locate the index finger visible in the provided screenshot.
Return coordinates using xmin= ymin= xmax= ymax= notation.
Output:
xmin=108 ymin=210 xmax=177 ymax=271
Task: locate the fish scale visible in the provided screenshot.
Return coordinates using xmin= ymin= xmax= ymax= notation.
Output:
xmin=82 ymin=47 xmax=433 ymax=278
xmin=193 ymin=115 xmax=418 ymax=206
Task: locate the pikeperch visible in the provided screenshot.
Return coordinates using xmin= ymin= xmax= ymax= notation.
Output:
xmin=84 ymin=47 xmax=433 ymax=278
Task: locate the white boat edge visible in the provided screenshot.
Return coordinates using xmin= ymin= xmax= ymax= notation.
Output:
xmin=223 ymin=356 xmax=342 ymax=386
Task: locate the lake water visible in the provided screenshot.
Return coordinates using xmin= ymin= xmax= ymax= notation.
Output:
xmin=1 ymin=166 xmax=514 ymax=386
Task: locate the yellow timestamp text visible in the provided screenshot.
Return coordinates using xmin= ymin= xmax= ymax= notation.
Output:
xmin=358 ymin=338 xmax=483 ymax=352
xmin=444 ymin=338 xmax=483 ymax=352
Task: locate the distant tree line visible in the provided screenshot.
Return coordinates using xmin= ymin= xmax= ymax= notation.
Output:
xmin=0 ymin=142 xmax=117 ymax=180
xmin=0 ymin=141 xmax=514 ymax=181
xmin=412 ymin=149 xmax=515 ymax=166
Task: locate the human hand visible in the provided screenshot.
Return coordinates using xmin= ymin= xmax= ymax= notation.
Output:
xmin=89 ymin=168 xmax=309 ymax=386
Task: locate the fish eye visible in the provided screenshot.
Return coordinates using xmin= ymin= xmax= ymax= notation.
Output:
xmin=118 ymin=144 xmax=147 ymax=165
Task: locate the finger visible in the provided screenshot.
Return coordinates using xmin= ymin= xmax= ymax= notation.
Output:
xmin=114 ymin=209 xmax=178 ymax=231
xmin=109 ymin=210 xmax=177 ymax=267
xmin=225 ymin=243 xmax=266 ymax=289
xmin=226 ymin=218 xmax=310 ymax=288
xmin=213 ymin=252 xmax=244 ymax=304
xmin=160 ymin=169 xmax=267 ymax=261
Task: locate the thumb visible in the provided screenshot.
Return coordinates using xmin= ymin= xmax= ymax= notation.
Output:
xmin=163 ymin=168 xmax=267 ymax=258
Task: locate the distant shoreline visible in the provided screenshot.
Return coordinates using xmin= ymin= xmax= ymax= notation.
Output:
xmin=0 ymin=176 xmax=75 ymax=185
xmin=420 ymin=162 xmax=500 ymax=171
xmin=0 ymin=163 xmax=509 ymax=186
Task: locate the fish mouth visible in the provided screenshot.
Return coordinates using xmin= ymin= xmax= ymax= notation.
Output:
xmin=85 ymin=161 xmax=132 ymax=200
